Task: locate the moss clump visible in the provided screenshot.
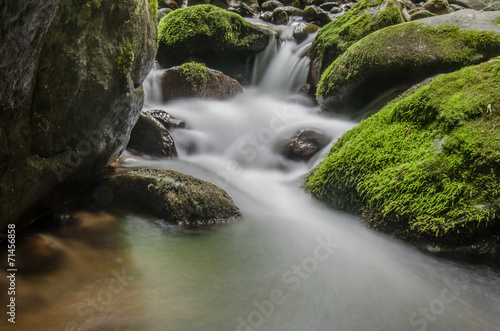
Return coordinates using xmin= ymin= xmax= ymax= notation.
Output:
xmin=310 ymin=0 xmax=405 ymax=75
xmin=158 ymin=5 xmax=270 ymax=55
xmin=178 ymin=62 xmax=210 ymax=86
xmin=495 ymin=18 xmax=500 ymax=26
xmin=307 ymin=58 xmax=500 ymax=245
xmin=148 ymin=0 xmax=158 ymax=19
xmin=316 ymin=23 xmax=500 ymax=109
xmin=117 ymin=41 xmax=135 ymax=74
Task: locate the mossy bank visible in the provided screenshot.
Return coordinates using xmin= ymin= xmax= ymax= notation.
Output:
xmin=307 ymin=58 xmax=500 ymax=253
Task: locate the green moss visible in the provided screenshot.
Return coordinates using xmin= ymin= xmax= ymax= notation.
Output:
xmin=77 ymin=2 xmax=92 ymax=27
xmin=178 ymin=62 xmax=210 ymax=86
xmin=317 ymin=23 xmax=500 ymax=102
xmin=158 ymin=5 xmax=265 ymax=52
xmin=494 ymin=18 xmax=500 ymax=26
xmin=148 ymin=0 xmax=158 ymax=19
xmin=117 ymin=41 xmax=135 ymax=74
xmin=307 ymin=58 xmax=500 ymax=243
xmin=310 ymin=0 xmax=405 ymax=74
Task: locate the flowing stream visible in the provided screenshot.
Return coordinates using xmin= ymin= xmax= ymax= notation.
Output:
xmin=2 ymin=27 xmax=500 ymax=331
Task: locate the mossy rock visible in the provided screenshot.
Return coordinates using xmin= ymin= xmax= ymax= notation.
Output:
xmin=308 ymin=0 xmax=405 ymax=88
xmin=157 ymin=5 xmax=271 ymax=81
xmin=307 ymin=58 xmax=500 ymax=250
xmin=160 ymin=62 xmax=244 ymax=101
xmin=317 ymin=22 xmax=500 ymax=114
xmin=103 ymin=168 xmax=241 ymax=225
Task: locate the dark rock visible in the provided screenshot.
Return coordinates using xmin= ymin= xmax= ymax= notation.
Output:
xmin=303 ymin=5 xmax=332 ymax=26
xmin=273 ymin=5 xmax=304 ymax=16
xmin=274 ymin=9 xmax=290 ymax=24
xmin=16 ymin=234 xmax=65 ymax=273
xmin=262 ymin=0 xmax=285 ymax=11
xmin=282 ymin=0 xmax=307 ymax=8
xmin=158 ymin=7 xmax=174 ymax=20
xmin=0 ymin=0 xmax=157 ymax=229
xmin=260 ymin=10 xmax=275 ymax=21
xmin=330 ymin=6 xmax=343 ymax=13
xmin=160 ymin=62 xmax=244 ymax=101
xmin=421 ymin=0 xmax=451 ymax=14
xmin=127 ymin=113 xmax=178 ymax=158
xmin=282 ymin=129 xmax=330 ymax=161
xmin=103 ymin=168 xmax=241 ymax=225
xmin=143 ymin=109 xmax=186 ymax=129
xmin=293 ymin=22 xmax=321 ymax=43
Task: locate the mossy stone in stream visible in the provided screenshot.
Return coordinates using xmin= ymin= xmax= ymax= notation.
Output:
xmin=156 ymin=4 xmax=271 ymax=81
xmin=316 ymin=22 xmax=500 ymax=113
xmin=307 ymin=58 xmax=500 ymax=251
xmin=308 ymin=0 xmax=405 ymax=87
xmin=103 ymin=168 xmax=241 ymax=226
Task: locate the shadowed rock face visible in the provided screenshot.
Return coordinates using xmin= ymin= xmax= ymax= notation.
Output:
xmin=0 ymin=0 xmax=157 ymax=230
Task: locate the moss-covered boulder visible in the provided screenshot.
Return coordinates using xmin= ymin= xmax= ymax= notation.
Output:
xmin=103 ymin=168 xmax=241 ymax=225
xmin=157 ymin=5 xmax=272 ymax=82
xmin=307 ymin=58 xmax=500 ymax=251
xmin=161 ymin=62 xmax=244 ymax=101
xmin=317 ymin=22 xmax=500 ymax=114
xmin=308 ymin=0 xmax=405 ymax=88
xmin=0 ymin=0 xmax=157 ymax=230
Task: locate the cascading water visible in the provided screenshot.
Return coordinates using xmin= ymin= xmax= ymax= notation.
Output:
xmin=5 ymin=23 xmax=500 ymax=331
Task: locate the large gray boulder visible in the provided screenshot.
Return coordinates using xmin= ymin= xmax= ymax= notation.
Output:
xmin=0 ymin=0 xmax=157 ymax=230
xmin=416 ymin=9 xmax=500 ymax=33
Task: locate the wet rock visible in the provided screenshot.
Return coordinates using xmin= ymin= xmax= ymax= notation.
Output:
xmin=228 ymin=1 xmax=260 ymax=17
xmin=158 ymin=7 xmax=174 ymax=20
xmin=303 ymin=5 xmax=332 ymax=26
xmin=157 ymin=5 xmax=271 ymax=84
xmin=260 ymin=10 xmax=275 ymax=21
xmin=274 ymin=8 xmax=290 ymax=24
xmin=293 ymin=22 xmax=321 ymax=43
xmin=103 ymin=168 xmax=241 ymax=225
xmin=319 ymin=2 xmax=341 ymax=11
xmin=273 ymin=5 xmax=304 ymax=17
xmin=483 ymin=2 xmax=500 ymax=11
xmin=160 ymin=62 xmax=244 ymax=101
xmin=282 ymin=129 xmax=331 ymax=161
xmin=127 ymin=113 xmax=178 ymax=158
xmin=262 ymin=0 xmax=285 ymax=11
xmin=143 ymin=109 xmax=186 ymax=129
xmin=316 ymin=22 xmax=500 ymax=114
xmin=415 ymin=9 xmax=500 ymax=33
xmin=0 ymin=0 xmax=157 ymax=229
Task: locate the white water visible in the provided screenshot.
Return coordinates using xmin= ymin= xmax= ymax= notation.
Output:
xmin=4 ymin=31 xmax=500 ymax=331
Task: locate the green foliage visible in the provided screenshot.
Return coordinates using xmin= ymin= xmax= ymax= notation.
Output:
xmin=117 ymin=42 xmax=135 ymax=74
xmin=317 ymin=22 xmax=500 ymax=101
xmin=310 ymin=0 xmax=404 ymax=74
xmin=307 ymin=58 xmax=500 ymax=241
xmin=494 ymin=18 xmax=500 ymax=26
xmin=178 ymin=62 xmax=210 ymax=86
xmin=158 ymin=5 xmax=261 ymax=51
xmin=148 ymin=0 xmax=158 ymax=19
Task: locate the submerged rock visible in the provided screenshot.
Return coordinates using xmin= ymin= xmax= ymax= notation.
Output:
xmin=281 ymin=129 xmax=331 ymax=161
xmin=308 ymin=0 xmax=405 ymax=89
xmin=103 ymin=168 xmax=241 ymax=225
xmin=161 ymin=62 xmax=244 ymax=101
xmin=316 ymin=22 xmax=500 ymax=114
xmin=307 ymin=58 xmax=500 ymax=252
xmin=127 ymin=112 xmax=178 ymax=158
xmin=157 ymin=5 xmax=271 ymax=83
xmin=0 ymin=0 xmax=157 ymax=229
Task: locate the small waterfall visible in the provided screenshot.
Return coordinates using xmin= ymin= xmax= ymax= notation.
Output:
xmin=143 ymin=68 xmax=165 ymax=106
xmin=256 ymin=34 xmax=314 ymax=94
xmin=251 ymin=34 xmax=279 ymax=86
